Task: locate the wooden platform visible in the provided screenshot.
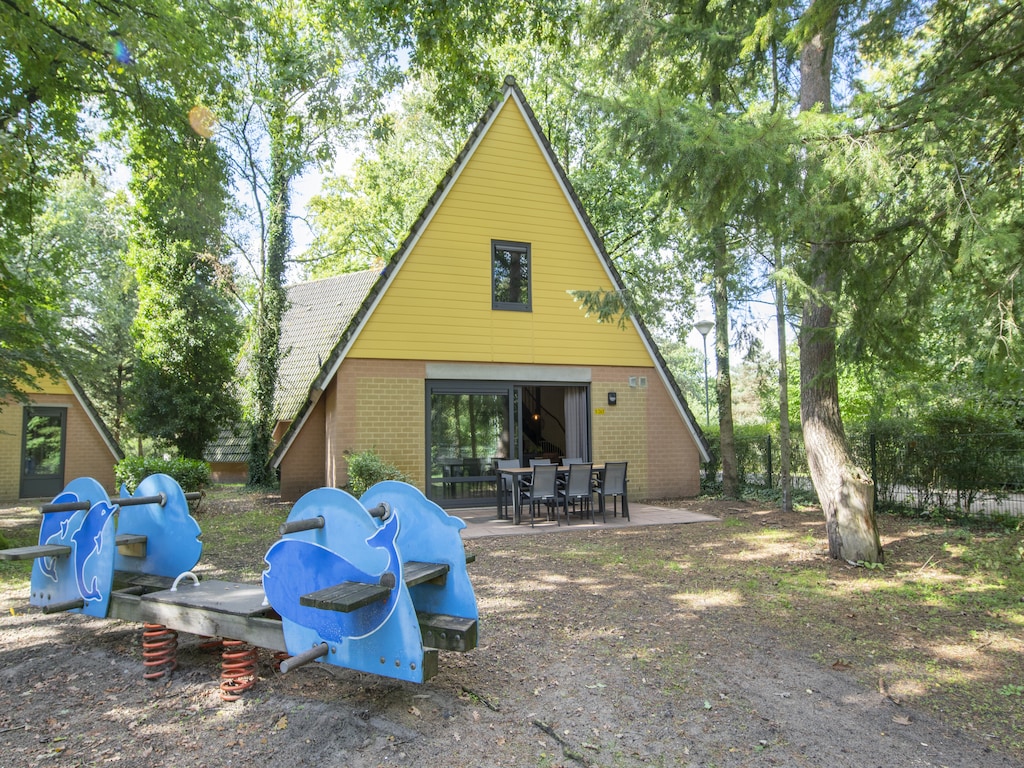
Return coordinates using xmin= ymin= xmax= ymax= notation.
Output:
xmin=299 ymin=560 xmax=451 ymax=613
xmin=0 ymin=544 xmax=72 ymax=561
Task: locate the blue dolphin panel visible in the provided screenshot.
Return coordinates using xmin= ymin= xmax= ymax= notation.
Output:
xmin=360 ymin=481 xmax=478 ymax=624
xmin=264 ymin=515 xmax=401 ymax=641
xmin=114 ymin=473 xmax=202 ymax=577
xmin=31 ymin=477 xmax=116 ymax=618
xmin=263 ymin=487 xmax=428 ymax=683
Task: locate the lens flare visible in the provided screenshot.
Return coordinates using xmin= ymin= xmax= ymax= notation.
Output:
xmin=188 ymin=105 xmax=216 ymax=138
xmin=113 ymin=39 xmax=132 ymax=65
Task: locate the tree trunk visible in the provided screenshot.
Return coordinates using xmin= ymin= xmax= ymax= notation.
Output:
xmin=248 ymin=104 xmax=290 ymax=487
xmin=775 ymin=264 xmax=792 ymax=513
xmin=712 ymin=229 xmax=739 ymax=497
xmin=798 ymin=3 xmax=882 ymax=562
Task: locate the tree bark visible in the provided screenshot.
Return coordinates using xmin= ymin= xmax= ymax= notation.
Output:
xmin=798 ymin=3 xmax=883 ymax=562
xmin=707 ymin=80 xmax=739 ymax=498
xmin=712 ymin=229 xmax=739 ymax=497
xmin=248 ymin=103 xmax=290 ymax=487
xmin=775 ymin=264 xmax=792 ymax=513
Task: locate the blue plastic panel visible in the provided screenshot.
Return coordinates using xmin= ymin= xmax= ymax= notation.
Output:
xmin=31 ymin=477 xmax=116 ymax=618
xmin=263 ymin=487 xmax=428 ymax=683
xmin=113 ymin=473 xmax=202 ymax=577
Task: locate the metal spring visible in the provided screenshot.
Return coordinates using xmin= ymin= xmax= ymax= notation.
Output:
xmin=219 ymin=639 xmax=258 ymax=701
xmin=198 ymin=636 xmax=224 ymax=652
xmin=141 ymin=623 xmax=178 ymax=681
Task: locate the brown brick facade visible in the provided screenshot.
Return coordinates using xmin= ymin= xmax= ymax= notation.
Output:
xmin=590 ymin=366 xmax=701 ymax=499
xmin=279 ymin=397 xmax=327 ymax=501
xmin=0 ymin=393 xmax=119 ymax=500
xmin=278 ymin=359 xmax=702 ymax=502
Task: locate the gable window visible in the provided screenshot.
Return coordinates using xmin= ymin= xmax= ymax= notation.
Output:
xmin=492 ymin=241 xmax=531 ymax=311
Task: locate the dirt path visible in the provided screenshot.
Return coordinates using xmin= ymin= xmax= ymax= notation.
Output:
xmin=1 ymin=501 xmax=1021 ymax=767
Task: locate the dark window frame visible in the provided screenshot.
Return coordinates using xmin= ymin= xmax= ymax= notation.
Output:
xmin=491 ymin=240 xmax=532 ymax=312
xmin=20 ymin=405 xmax=68 ymax=498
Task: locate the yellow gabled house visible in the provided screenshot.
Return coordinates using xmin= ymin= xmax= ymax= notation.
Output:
xmin=270 ymin=77 xmax=710 ymax=504
xmin=0 ymin=372 xmax=123 ymax=500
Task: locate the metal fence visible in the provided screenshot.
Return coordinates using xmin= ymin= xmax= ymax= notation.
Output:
xmin=712 ymin=431 xmax=1024 ymax=519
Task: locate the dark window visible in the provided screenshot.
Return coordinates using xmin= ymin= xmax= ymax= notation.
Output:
xmin=492 ymin=241 xmax=531 ymax=311
xmin=20 ymin=406 xmax=67 ymax=498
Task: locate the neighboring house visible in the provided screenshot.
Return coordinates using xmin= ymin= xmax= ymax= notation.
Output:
xmin=264 ymin=77 xmax=710 ymax=505
xmin=0 ymin=373 xmax=123 ymax=500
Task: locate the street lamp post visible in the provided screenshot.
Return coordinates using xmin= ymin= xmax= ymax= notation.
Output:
xmin=694 ymin=320 xmax=714 ymax=426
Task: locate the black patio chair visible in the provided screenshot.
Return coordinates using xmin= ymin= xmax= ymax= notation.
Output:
xmin=519 ymin=462 xmax=558 ymax=526
xmin=594 ymin=461 xmax=629 ymax=522
xmin=495 ymin=459 xmax=520 ymax=519
xmin=558 ymin=462 xmax=594 ymax=525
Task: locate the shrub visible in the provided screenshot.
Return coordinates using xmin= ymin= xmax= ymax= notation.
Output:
xmin=115 ymin=455 xmax=211 ymax=494
xmin=345 ymin=449 xmax=411 ymax=497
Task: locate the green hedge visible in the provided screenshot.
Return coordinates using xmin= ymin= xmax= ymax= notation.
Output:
xmin=344 ymin=450 xmax=411 ymax=497
xmin=115 ymin=456 xmax=211 ymax=494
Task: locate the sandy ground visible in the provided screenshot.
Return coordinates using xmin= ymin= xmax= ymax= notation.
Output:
xmin=1 ymin=501 xmax=1020 ymax=768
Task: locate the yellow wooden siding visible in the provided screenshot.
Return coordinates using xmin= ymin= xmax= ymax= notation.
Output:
xmin=349 ymin=97 xmax=652 ymax=367
xmin=22 ymin=370 xmax=73 ymax=396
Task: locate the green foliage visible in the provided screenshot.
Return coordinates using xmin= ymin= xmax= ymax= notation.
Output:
xmin=344 ymin=449 xmax=411 ymax=497
xmin=115 ymin=455 xmax=210 ymax=494
xmin=0 ymin=0 xmax=238 ymax=404
xmin=867 ymin=404 xmax=1024 ymax=514
xmin=304 ymin=84 xmax=457 ymax=278
xmin=127 ymin=123 xmax=240 ymax=460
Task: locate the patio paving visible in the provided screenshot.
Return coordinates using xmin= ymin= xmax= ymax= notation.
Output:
xmin=456 ymin=501 xmax=719 ymax=539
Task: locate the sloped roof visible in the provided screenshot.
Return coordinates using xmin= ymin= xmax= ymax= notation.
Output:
xmin=65 ymin=373 xmax=124 ymax=462
xmin=275 ymin=270 xmax=380 ymax=419
xmin=204 ymin=427 xmax=250 ymax=463
xmin=269 ymin=76 xmax=710 ymax=468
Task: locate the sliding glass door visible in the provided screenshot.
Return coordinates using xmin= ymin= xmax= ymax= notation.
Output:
xmin=427 ymin=383 xmax=513 ymax=506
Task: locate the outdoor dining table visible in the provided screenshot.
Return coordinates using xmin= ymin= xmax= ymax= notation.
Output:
xmin=495 ymin=464 xmax=605 ymax=524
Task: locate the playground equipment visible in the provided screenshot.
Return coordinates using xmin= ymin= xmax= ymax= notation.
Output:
xmin=1 ymin=476 xmax=479 ymax=690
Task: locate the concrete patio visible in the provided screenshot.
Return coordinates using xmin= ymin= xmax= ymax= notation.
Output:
xmin=455 ymin=501 xmax=720 ymax=539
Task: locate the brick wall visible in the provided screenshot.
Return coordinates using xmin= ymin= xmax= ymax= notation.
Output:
xmin=278 ymin=358 xmax=701 ymax=502
xmin=0 ymin=394 xmax=120 ymax=500
xmin=591 ymin=366 xmax=701 ymax=499
xmin=349 ymin=359 xmax=426 ymax=488
xmin=280 ymin=360 xmax=427 ymax=501
xmin=591 ymin=371 xmax=650 ymax=498
xmin=645 ymin=372 xmax=701 ymax=497
xmin=59 ymin=394 xmax=118 ymax=490
xmin=279 ymin=397 xmax=327 ymax=501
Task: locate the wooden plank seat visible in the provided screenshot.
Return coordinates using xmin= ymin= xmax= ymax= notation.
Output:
xmin=300 ymin=581 xmax=391 ymax=613
xmin=403 ymin=560 xmax=450 ymax=587
xmin=0 ymin=544 xmax=72 ymax=561
xmin=300 ymin=559 xmax=462 ymax=613
xmin=113 ymin=571 xmax=176 ymax=590
xmin=115 ymin=533 xmax=147 ymax=558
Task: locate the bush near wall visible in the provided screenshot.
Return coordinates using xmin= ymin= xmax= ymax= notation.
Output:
xmin=344 ymin=450 xmax=411 ymax=497
xmin=115 ymin=456 xmax=211 ymax=494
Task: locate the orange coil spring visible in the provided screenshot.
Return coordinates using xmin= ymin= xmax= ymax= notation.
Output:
xmin=219 ymin=639 xmax=258 ymax=701
xmin=198 ymin=636 xmax=224 ymax=652
xmin=141 ymin=623 xmax=178 ymax=681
